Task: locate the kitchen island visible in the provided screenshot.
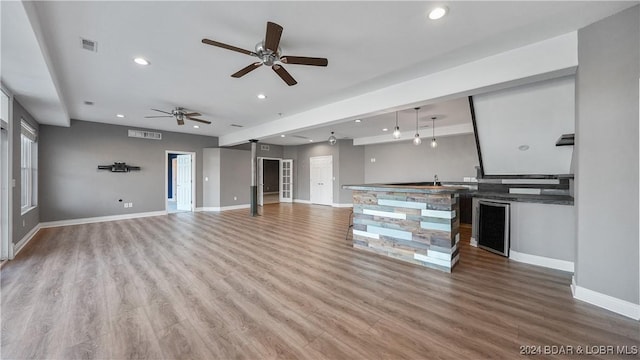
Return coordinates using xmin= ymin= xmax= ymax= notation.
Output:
xmin=344 ymin=183 xmax=470 ymax=272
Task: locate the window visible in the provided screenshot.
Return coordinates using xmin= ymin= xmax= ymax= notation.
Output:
xmin=20 ymin=120 xmax=37 ymax=212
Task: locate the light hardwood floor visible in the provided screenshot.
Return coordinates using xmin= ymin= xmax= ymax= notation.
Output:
xmin=2 ymin=204 xmax=638 ymax=359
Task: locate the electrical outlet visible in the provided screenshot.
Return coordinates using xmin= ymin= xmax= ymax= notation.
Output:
xmin=22 ymin=219 xmax=25 ymax=227
xmin=129 ymin=202 xmax=133 ymax=208
xmin=233 ymin=196 xmax=237 ymax=201
xmin=124 ymin=203 xmax=129 ymax=208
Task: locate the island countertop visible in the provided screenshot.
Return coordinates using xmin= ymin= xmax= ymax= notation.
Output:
xmin=343 ymin=183 xmax=473 ymax=194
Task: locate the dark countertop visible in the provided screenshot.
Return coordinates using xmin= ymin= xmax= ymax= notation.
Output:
xmin=471 ymin=192 xmax=574 ymax=205
xmin=343 ymin=183 xmax=472 ymax=194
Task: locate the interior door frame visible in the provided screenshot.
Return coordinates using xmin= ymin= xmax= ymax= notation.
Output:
xmin=164 ymin=150 xmax=196 ymax=212
xmin=257 ymin=156 xmax=282 ymax=206
xmin=1 ymin=85 xmax=13 ymax=260
xmin=309 ymin=155 xmax=333 ymax=206
xmin=280 ymin=159 xmax=293 ymax=203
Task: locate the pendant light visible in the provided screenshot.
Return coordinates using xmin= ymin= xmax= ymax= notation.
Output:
xmin=392 ymin=111 xmax=401 ymax=139
xmin=328 ymin=131 xmax=337 ymax=146
xmin=413 ymin=107 xmax=422 ymax=145
xmin=430 ymin=116 xmax=438 ymax=148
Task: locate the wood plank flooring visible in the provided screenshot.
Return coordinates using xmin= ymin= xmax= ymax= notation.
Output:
xmin=2 ymin=204 xmax=638 ymax=359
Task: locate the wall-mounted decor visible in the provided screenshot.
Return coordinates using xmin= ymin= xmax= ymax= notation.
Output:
xmin=97 ymin=162 xmax=141 ymax=172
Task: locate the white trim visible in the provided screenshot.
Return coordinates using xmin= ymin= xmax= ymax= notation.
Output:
xmin=293 ymin=199 xmax=312 ymax=204
xmin=39 ymin=210 xmax=167 ymax=228
xmin=332 ymin=203 xmax=354 ymax=208
xmin=195 ymin=204 xmax=250 ymax=212
xmin=571 ymin=276 xmax=640 ymax=320
xmin=470 ymin=237 xmax=478 ymax=247
xmin=509 ymin=249 xmax=574 ymax=272
xmin=13 ymin=223 xmax=41 ymax=257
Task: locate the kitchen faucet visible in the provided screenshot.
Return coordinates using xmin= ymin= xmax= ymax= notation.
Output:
xmin=433 ymin=174 xmax=439 ymax=186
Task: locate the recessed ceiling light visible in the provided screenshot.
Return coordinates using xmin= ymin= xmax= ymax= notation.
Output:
xmin=281 ymin=134 xmax=286 ymax=138
xmin=355 ymin=119 xmax=361 ymax=123
xmin=382 ymin=128 xmax=388 ymax=132
xmin=193 ymin=125 xmax=200 ymax=129
xmin=133 ymin=57 xmax=150 ymax=65
xmin=116 ymin=114 xmax=125 ymax=118
xmin=257 ymin=94 xmax=267 ymax=99
xmin=309 ymin=139 xmax=314 ymax=142
xmin=428 ymin=6 xmax=448 ymax=20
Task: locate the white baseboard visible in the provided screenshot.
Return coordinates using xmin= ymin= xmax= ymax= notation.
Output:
xmin=13 ymin=224 xmax=42 ymax=257
xmin=40 ymin=210 xmax=168 ymax=228
xmin=509 ymin=249 xmax=574 ymax=273
xmin=332 ymin=203 xmax=354 ymax=208
xmin=470 ymin=237 xmax=478 ymax=247
xmin=196 ymin=204 xmax=250 ymax=212
xmin=571 ymin=276 xmax=640 ymax=320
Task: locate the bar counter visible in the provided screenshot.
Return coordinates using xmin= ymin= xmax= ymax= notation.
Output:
xmin=343 ymin=183 xmax=469 ymax=272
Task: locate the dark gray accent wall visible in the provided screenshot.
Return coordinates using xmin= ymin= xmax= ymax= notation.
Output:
xmin=364 ymin=134 xmax=479 ymax=184
xmin=12 ymin=99 xmax=39 ymax=244
xmin=39 ymin=120 xmax=218 ymax=221
xmin=575 ymin=6 xmax=639 ymax=304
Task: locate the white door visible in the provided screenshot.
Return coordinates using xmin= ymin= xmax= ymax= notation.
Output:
xmin=176 ymin=154 xmax=192 ymax=211
xmin=257 ymin=157 xmax=264 ymax=206
xmin=310 ymin=156 xmax=333 ymax=206
xmin=280 ymin=159 xmax=293 ymax=203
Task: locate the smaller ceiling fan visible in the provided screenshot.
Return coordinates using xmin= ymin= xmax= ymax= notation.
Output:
xmin=145 ymin=107 xmax=211 ymax=126
xmin=202 ymin=21 xmax=328 ymax=86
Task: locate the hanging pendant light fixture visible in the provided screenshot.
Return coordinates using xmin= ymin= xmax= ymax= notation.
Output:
xmin=430 ymin=116 xmax=438 ymax=148
xmin=413 ymin=107 xmax=422 ymax=145
xmin=328 ymin=131 xmax=337 ymax=146
xmin=393 ymin=111 xmax=401 ymax=139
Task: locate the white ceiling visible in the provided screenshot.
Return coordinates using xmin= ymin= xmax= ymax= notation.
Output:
xmin=5 ymin=1 xmax=635 ymax=144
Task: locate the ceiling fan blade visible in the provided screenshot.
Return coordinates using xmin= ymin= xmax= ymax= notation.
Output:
xmin=145 ymin=115 xmax=173 ymax=118
xmin=183 ymin=112 xmax=201 ymax=117
xmin=177 ymin=118 xmax=185 ymax=126
xmin=281 ymin=56 xmax=328 ymax=67
xmin=272 ymin=64 xmax=297 ymax=86
xmin=151 ymin=108 xmax=173 ymax=114
xmin=201 ymin=38 xmax=255 ymax=56
xmin=264 ymin=22 xmax=283 ymax=52
xmin=187 ymin=117 xmax=211 ymax=124
xmin=231 ymin=62 xmax=262 ymax=78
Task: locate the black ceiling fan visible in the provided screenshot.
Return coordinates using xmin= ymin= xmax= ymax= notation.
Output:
xmin=202 ymin=21 xmax=328 ymax=86
xmin=144 ymin=107 xmax=211 ymax=126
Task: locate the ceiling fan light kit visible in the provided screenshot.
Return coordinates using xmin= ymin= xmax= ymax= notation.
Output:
xmin=202 ymin=21 xmax=328 ymax=86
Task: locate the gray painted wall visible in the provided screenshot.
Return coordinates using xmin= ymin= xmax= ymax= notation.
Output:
xmin=230 ymin=142 xmax=284 ymax=158
xmin=364 ymin=134 xmax=479 ymax=184
xmin=202 ymin=148 xmax=250 ymax=208
xmin=202 ymin=148 xmax=221 ymax=208
xmin=39 ymin=120 xmax=218 ymax=221
xmin=575 ymin=6 xmax=639 ymax=304
xmin=338 ymin=140 xmax=364 ymax=204
xmin=12 ymin=99 xmax=39 ymax=244
xmin=219 ymin=148 xmax=250 ymax=206
xmin=284 ymin=141 xmax=340 ymax=203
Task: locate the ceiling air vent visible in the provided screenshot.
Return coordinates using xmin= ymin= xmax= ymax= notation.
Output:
xmin=260 ymin=145 xmax=270 ymax=151
xmin=128 ymin=129 xmax=162 ymax=140
xmin=230 ymin=124 xmax=243 ymax=128
xmin=80 ymin=38 xmax=98 ymax=52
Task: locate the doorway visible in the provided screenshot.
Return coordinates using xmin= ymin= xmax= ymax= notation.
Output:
xmin=165 ymin=151 xmax=195 ymax=213
xmin=310 ymin=155 xmax=333 ymax=206
xmin=1 ymin=120 xmax=9 ymax=260
xmin=257 ymin=157 xmax=294 ymax=206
